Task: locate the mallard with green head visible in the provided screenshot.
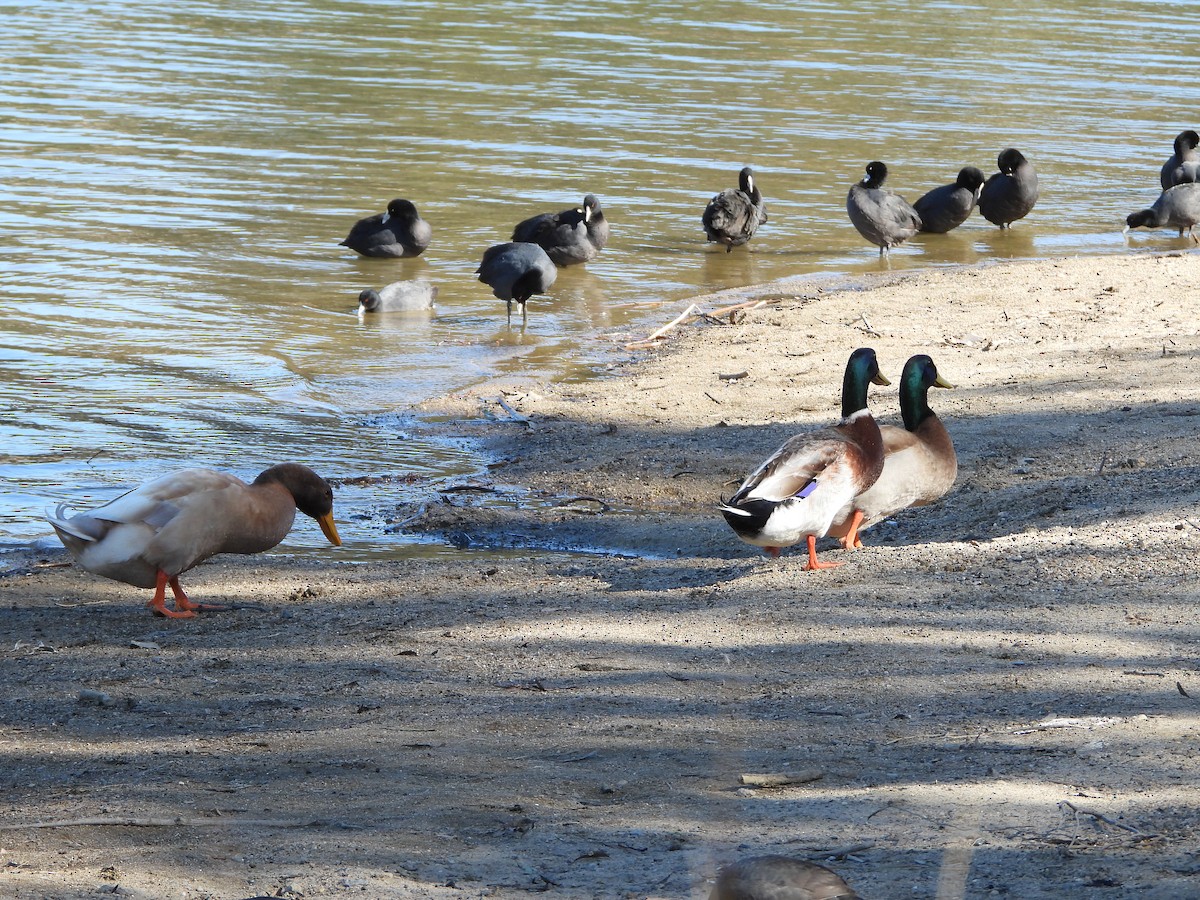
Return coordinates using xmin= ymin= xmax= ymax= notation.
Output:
xmin=719 ymin=348 xmax=890 ymax=569
xmin=828 ymin=354 xmax=956 ymax=550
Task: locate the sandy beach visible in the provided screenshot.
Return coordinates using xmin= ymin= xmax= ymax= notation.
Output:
xmin=4 ymin=251 xmax=1200 ymax=899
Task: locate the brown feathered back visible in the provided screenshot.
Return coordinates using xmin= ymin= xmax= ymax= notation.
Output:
xmin=710 ymin=856 xmax=862 ymax=900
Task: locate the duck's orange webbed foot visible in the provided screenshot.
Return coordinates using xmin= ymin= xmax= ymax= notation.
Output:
xmin=167 ymin=575 xmax=229 ymax=614
xmin=838 ymin=511 xmax=867 ymax=551
xmin=147 ymin=572 xmax=196 ymax=618
xmin=146 ymin=572 xmax=228 ymax=617
xmin=803 ymin=535 xmax=844 ymax=571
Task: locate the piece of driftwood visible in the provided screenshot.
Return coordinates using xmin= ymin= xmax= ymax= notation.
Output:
xmin=1058 ymin=800 xmax=1146 ymax=835
xmin=624 ymin=298 xmax=774 ymax=349
xmin=738 ymin=770 xmax=824 ymax=788
xmin=624 ymin=303 xmax=701 ymax=349
xmin=495 ymin=396 xmax=530 ymax=425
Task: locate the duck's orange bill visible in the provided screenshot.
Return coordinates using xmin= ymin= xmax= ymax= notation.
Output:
xmin=318 ymin=512 xmax=342 ymax=546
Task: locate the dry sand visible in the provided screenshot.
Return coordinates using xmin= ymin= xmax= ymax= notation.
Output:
xmin=3 ymin=251 xmax=1200 ymax=899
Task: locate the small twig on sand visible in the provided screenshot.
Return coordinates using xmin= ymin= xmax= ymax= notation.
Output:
xmin=1058 ymin=800 xmax=1145 ymax=835
xmin=439 ymin=484 xmax=499 ymax=494
xmin=783 ymin=839 xmax=876 ymax=859
xmin=739 ymin=770 xmax=824 ymax=788
xmin=708 ymin=298 xmax=768 ymax=318
xmin=855 ymin=312 xmax=879 ymax=335
xmin=555 ymin=495 xmax=613 ymax=512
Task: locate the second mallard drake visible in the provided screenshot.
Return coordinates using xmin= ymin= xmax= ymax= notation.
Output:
xmin=828 ymin=354 xmax=957 ymax=550
xmin=719 ymin=348 xmax=890 ymax=569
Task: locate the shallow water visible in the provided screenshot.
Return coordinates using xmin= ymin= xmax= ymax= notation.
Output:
xmin=2 ymin=0 xmax=1198 ymax=555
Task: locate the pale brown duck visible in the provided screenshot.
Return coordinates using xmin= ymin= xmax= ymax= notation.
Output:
xmin=48 ymin=463 xmax=341 ymax=618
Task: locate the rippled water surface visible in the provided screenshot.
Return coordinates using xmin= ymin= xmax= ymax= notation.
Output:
xmin=2 ymin=0 xmax=1198 ymax=553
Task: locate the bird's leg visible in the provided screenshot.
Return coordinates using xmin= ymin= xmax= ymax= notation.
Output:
xmin=506 ymin=299 xmax=513 ymax=324
xmin=803 ymin=535 xmax=843 ymax=571
xmin=168 ymin=576 xmax=229 ymax=614
xmin=762 ymin=546 xmax=781 ymax=559
xmin=839 ymin=510 xmax=867 ymax=551
xmin=147 ymin=571 xmax=196 ymax=618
